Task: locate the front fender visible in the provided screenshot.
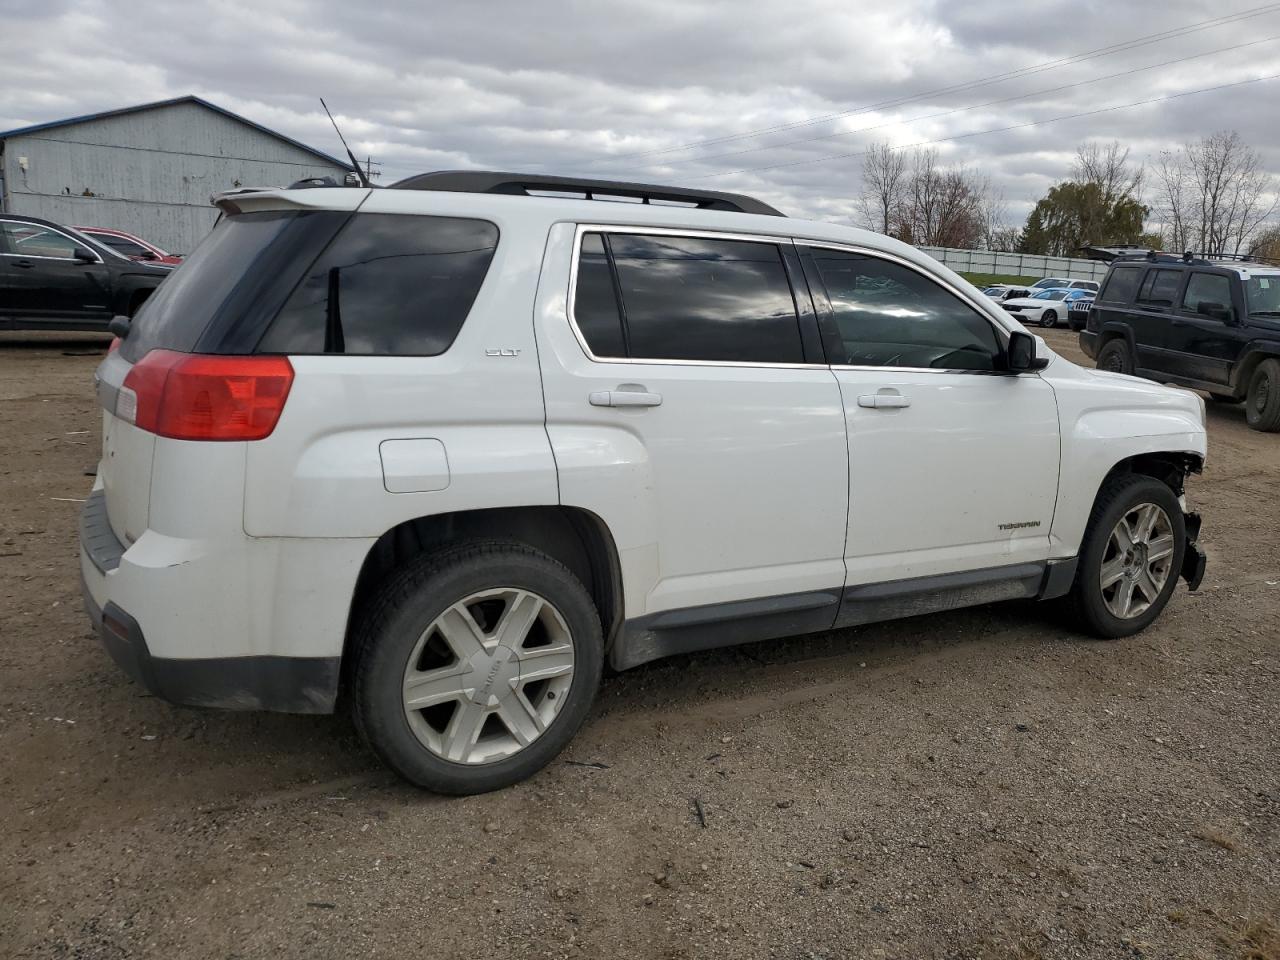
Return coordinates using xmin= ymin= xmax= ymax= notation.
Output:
xmin=1047 ymin=370 xmax=1206 ymax=556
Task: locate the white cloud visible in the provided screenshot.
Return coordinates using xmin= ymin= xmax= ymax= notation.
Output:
xmin=1 ymin=0 xmax=1277 ymax=229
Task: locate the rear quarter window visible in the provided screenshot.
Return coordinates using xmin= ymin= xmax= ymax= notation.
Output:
xmin=259 ymin=214 xmax=499 ymax=356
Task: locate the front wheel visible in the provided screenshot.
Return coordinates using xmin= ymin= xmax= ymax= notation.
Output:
xmin=1096 ymin=338 xmax=1133 ymax=375
xmin=1245 ymin=358 xmax=1280 ymax=432
xmin=1069 ymin=475 xmax=1185 ymax=639
xmin=352 ymin=541 xmax=603 ymax=794
xmin=1040 ymin=310 xmax=1058 ymax=328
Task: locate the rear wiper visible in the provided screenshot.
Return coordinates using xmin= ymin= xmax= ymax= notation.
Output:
xmin=324 ymin=267 xmax=345 ymax=353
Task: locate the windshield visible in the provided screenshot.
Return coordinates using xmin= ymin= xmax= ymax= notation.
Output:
xmin=1033 ymin=278 xmax=1067 ymax=288
xmin=1246 ymin=274 xmax=1280 ymax=314
xmin=1034 ymin=290 xmax=1068 ymax=301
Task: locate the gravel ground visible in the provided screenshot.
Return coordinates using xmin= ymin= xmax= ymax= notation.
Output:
xmin=1 ymin=328 xmax=1276 ymax=960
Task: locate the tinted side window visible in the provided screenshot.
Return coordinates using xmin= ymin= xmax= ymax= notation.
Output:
xmin=1099 ymin=265 xmax=1141 ymax=304
xmin=96 ymin=234 xmax=149 ymax=258
xmin=260 ymin=214 xmax=498 ymax=355
xmin=810 ymin=250 xmax=1000 ymax=370
xmin=2 ymin=222 xmax=80 ymax=259
xmin=1136 ymin=268 xmax=1182 ymax=307
xmin=607 ymin=234 xmax=802 ymax=364
xmin=573 ymin=233 xmax=626 ymax=358
xmin=1181 ymin=273 xmax=1232 ymax=314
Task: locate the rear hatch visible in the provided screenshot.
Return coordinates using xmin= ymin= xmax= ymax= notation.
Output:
xmin=93 ymin=193 xmax=363 ymax=544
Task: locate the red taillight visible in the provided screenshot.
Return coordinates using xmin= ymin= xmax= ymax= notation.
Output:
xmin=121 ymin=350 xmax=294 ymax=441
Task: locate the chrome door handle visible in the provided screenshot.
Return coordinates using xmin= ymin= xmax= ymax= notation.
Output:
xmin=589 ymin=389 xmax=663 ymax=408
xmin=857 ymin=393 xmax=911 ymax=409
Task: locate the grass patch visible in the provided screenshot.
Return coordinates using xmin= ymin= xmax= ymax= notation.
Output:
xmin=959 ymin=272 xmax=1041 ymax=288
xmin=1193 ymin=827 xmax=1242 ymax=852
xmin=1218 ymin=916 xmax=1280 ymax=960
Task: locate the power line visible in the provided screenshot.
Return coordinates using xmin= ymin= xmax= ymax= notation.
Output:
xmin=579 ymin=2 xmax=1280 ymax=169
xmin=614 ymin=33 xmax=1279 ymax=173
xmin=688 ymin=71 xmax=1280 ymax=181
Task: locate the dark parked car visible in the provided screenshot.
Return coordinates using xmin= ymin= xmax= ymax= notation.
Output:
xmin=1067 ymin=292 xmax=1095 ymax=331
xmin=0 ymin=214 xmax=172 ymax=331
xmin=1080 ymin=252 xmax=1280 ymax=431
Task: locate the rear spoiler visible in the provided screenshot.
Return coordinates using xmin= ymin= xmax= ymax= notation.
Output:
xmin=211 ymin=186 xmax=370 ymax=216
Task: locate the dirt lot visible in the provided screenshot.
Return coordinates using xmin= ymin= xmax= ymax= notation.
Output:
xmin=1 ymin=328 xmax=1276 ymax=960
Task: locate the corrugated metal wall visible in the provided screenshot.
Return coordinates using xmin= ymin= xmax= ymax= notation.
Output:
xmin=0 ymin=101 xmax=347 ymax=254
xmin=917 ymin=246 xmax=1111 ymax=282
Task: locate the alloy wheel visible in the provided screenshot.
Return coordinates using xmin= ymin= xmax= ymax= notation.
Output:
xmin=401 ymin=588 xmax=575 ymax=764
xmin=1099 ymin=503 xmax=1175 ymax=619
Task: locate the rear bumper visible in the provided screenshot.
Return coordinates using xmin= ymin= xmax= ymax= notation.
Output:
xmin=1079 ymin=331 xmax=1099 ymax=359
xmin=79 ymin=485 xmax=356 ymax=714
xmin=82 ymin=571 xmax=340 ymax=713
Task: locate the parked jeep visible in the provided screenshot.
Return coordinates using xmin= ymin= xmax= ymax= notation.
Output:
xmin=1080 ymin=252 xmax=1280 ymax=431
xmin=0 ymin=214 xmax=172 ymax=331
xmin=83 ymin=172 xmax=1208 ymax=794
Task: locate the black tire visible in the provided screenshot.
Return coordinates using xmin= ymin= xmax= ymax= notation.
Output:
xmin=1095 ymin=338 xmax=1133 ymax=375
xmin=352 ymin=540 xmax=603 ymax=794
xmin=1068 ymin=475 xmax=1186 ymax=639
xmin=1040 ymin=310 xmax=1058 ymax=328
xmin=1245 ymin=358 xmax=1280 ymax=432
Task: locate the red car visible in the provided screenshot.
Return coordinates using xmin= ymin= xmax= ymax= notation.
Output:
xmin=73 ymin=226 xmax=183 ymax=265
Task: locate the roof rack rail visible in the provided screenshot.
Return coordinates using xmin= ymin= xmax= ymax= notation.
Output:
xmin=388 ymin=170 xmax=786 ymax=217
xmin=1109 ymin=249 xmax=1280 ymax=267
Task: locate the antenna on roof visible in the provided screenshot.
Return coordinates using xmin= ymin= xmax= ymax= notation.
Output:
xmin=320 ymin=98 xmax=372 ymax=189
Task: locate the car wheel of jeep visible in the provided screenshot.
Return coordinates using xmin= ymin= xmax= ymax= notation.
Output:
xmin=1069 ymin=475 xmax=1185 ymax=639
xmin=1245 ymin=358 xmax=1280 ymax=432
xmin=1040 ymin=310 xmax=1057 ymax=328
xmin=352 ymin=540 xmax=603 ymax=794
xmin=1096 ymin=338 xmax=1133 ymax=375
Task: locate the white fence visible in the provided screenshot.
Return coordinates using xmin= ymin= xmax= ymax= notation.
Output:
xmin=917 ymin=246 xmax=1110 ymax=283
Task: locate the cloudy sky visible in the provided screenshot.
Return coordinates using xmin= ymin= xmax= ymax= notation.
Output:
xmin=2 ymin=0 xmax=1278 ymax=227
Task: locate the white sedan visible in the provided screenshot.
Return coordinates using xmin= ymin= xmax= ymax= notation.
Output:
xmin=999 ymin=288 xmax=1079 ymax=328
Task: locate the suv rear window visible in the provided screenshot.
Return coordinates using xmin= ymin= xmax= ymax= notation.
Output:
xmin=121 ymin=210 xmax=349 ymax=362
xmin=1137 ymin=268 xmax=1182 ymax=308
xmin=573 ymin=232 xmax=804 ymax=364
xmin=1099 ymin=265 xmax=1141 ymax=304
xmin=259 ymin=214 xmax=498 ymax=356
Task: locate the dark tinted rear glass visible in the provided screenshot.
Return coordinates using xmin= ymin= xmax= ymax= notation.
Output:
xmin=573 ymin=233 xmax=627 ymax=358
xmin=1099 ymin=265 xmax=1142 ymax=304
xmin=608 ymin=233 xmax=802 ymax=364
xmin=1138 ymin=268 xmax=1182 ymax=307
xmin=121 ymin=210 xmax=348 ymax=362
xmin=259 ymin=214 xmax=498 ymax=355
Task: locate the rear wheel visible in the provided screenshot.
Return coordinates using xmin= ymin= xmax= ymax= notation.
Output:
xmin=1245 ymin=358 xmax=1280 ymax=432
xmin=1096 ymin=338 xmax=1133 ymax=375
xmin=1069 ymin=475 xmax=1185 ymax=639
xmin=1040 ymin=310 xmax=1058 ymax=328
xmin=352 ymin=541 xmax=603 ymax=794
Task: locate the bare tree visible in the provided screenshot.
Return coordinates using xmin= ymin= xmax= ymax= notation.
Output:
xmin=858 ymin=141 xmax=907 ymax=235
xmin=1153 ymin=131 xmax=1277 ymax=255
xmin=858 ymin=144 xmax=999 ymax=248
xmin=1073 ymin=141 xmax=1143 ymax=208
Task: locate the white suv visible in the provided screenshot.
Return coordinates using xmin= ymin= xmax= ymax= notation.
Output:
xmin=82 ymin=172 xmax=1208 ymax=794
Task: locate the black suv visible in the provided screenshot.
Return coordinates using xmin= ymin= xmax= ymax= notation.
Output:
xmin=0 ymin=214 xmax=172 ymax=331
xmin=1080 ymin=252 xmax=1280 ymax=432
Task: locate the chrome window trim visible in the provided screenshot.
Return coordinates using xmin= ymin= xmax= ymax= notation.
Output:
xmin=0 ymin=219 xmax=104 ymax=264
xmin=566 ymin=223 xmax=822 ymax=370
